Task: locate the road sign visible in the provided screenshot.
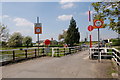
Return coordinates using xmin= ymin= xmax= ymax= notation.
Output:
xmin=93 ymin=20 xmax=104 ymax=28
xmin=35 ymin=23 xmax=42 ymax=27
xmin=34 ymin=27 xmax=42 ymax=34
xmin=44 ymin=39 xmax=51 ymax=45
xmin=88 ymin=25 xmax=94 ymax=31
xmin=34 ymin=23 xmax=42 ymax=34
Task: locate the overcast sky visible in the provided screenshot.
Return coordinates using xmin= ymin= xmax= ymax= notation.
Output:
xmin=0 ymin=0 xmax=118 ymax=42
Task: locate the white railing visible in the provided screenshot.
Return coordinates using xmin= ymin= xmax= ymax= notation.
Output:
xmin=89 ymin=47 xmax=120 ymax=66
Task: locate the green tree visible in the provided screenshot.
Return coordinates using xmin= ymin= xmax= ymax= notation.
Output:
xmin=58 ymin=30 xmax=67 ymax=41
xmin=8 ymin=32 xmax=23 ymax=47
xmin=0 ymin=23 xmax=9 ymax=42
xmin=65 ymin=17 xmax=80 ymax=46
xmin=92 ymin=1 xmax=120 ymax=34
xmin=23 ymin=36 xmax=32 ymax=47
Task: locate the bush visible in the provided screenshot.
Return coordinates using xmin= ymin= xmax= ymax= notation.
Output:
xmin=111 ymin=39 xmax=120 ymax=46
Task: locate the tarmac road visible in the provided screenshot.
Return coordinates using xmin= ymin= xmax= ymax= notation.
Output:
xmin=1 ymin=50 xmax=111 ymax=78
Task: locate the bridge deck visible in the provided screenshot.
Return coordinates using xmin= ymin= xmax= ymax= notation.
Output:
xmin=1 ymin=50 xmax=112 ymax=78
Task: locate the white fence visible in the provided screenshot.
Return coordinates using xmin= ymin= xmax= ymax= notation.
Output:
xmin=89 ymin=47 xmax=120 ymax=66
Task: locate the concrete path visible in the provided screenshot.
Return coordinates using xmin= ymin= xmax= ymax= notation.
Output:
xmin=1 ymin=50 xmax=111 ymax=78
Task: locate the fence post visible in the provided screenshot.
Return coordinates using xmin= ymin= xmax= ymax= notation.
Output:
xmin=64 ymin=48 xmax=66 ymax=56
xmin=35 ymin=49 xmax=37 ymax=57
xmin=13 ymin=50 xmax=15 ymax=61
xmin=42 ymin=48 xmax=44 ymax=55
xmin=25 ymin=50 xmax=27 ymax=58
xmin=57 ymin=48 xmax=59 ymax=57
xmin=52 ymin=48 xmax=55 ymax=57
xmin=69 ymin=48 xmax=71 ymax=54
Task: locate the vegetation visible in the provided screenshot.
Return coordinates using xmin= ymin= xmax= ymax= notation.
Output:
xmin=110 ymin=38 xmax=120 ymax=46
xmin=58 ymin=30 xmax=67 ymax=41
xmin=65 ymin=17 xmax=80 ymax=46
xmin=92 ymin=2 xmax=120 ymax=34
xmin=8 ymin=32 xmax=23 ymax=47
xmin=23 ymin=36 xmax=32 ymax=47
xmin=0 ymin=23 xmax=9 ymax=42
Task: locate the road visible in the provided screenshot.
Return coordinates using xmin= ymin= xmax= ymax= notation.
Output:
xmin=1 ymin=50 xmax=112 ymax=78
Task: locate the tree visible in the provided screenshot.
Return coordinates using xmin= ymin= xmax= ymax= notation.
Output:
xmin=23 ymin=36 xmax=32 ymax=47
xmin=8 ymin=32 xmax=23 ymax=47
xmin=0 ymin=23 xmax=9 ymax=42
xmin=92 ymin=1 xmax=120 ymax=34
xmin=58 ymin=30 xmax=67 ymax=41
xmin=65 ymin=17 xmax=80 ymax=46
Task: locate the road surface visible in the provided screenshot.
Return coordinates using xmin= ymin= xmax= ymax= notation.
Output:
xmin=1 ymin=50 xmax=112 ymax=78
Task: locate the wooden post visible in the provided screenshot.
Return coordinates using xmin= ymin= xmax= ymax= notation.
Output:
xmin=57 ymin=48 xmax=59 ymax=57
xmin=35 ymin=49 xmax=37 ymax=57
xmin=25 ymin=50 xmax=27 ymax=58
xmin=13 ymin=50 xmax=15 ymax=61
xmin=69 ymin=48 xmax=71 ymax=54
xmin=42 ymin=48 xmax=44 ymax=55
xmin=64 ymin=48 xmax=66 ymax=56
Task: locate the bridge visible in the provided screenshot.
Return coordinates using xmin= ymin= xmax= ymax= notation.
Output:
xmin=1 ymin=48 xmax=116 ymax=78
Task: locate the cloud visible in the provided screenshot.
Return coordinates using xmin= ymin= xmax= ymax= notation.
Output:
xmin=58 ymin=15 xmax=72 ymax=21
xmin=13 ymin=17 xmax=33 ymax=27
xmin=61 ymin=3 xmax=74 ymax=9
xmin=0 ymin=15 xmax=10 ymax=19
xmin=60 ymin=0 xmax=78 ymax=9
xmin=2 ymin=15 xmax=10 ymax=18
xmin=60 ymin=0 xmax=81 ymax=4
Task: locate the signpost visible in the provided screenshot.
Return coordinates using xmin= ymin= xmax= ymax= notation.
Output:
xmin=88 ymin=25 xmax=94 ymax=48
xmin=34 ymin=17 xmax=42 ymax=56
xmin=88 ymin=7 xmax=93 ymax=48
xmin=44 ymin=39 xmax=51 ymax=54
xmin=93 ymin=19 xmax=104 ymax=62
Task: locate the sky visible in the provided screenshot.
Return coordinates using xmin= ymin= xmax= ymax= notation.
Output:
xmin=0 ymin=0 xmax=119 ymax=42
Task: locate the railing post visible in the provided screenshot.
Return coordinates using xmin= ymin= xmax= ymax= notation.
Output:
xmin=69 ymin=48 xmax=71 ymax=54
xmin=25 ymin=50 xmax=27 ymax=58
xmin=35 ymin=49 xmax=37 ymax=57
xmin=57 ymin=48 xmax=59 ymax=57
xmin=64 ymin=48 xmax=66 ymax=56
xmin=52 ymin=48 xmax=55 ymax=57
xmin=42 ymin=48 xmax=44 ymax=55
xmin=13 ymin=50 xmax=15 ymax=61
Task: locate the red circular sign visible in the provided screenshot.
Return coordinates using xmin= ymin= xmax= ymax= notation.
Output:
xmin=88 ymin=25 xmax=94 ymax=31
xmin=44 ymin=39 xmax=51 ymax=45
xmin=94 ymin=20 xmax=104 ymax=28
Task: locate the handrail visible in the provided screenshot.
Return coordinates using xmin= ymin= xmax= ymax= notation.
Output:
xmin=89 ymin=48 xmax=120 ymax=66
